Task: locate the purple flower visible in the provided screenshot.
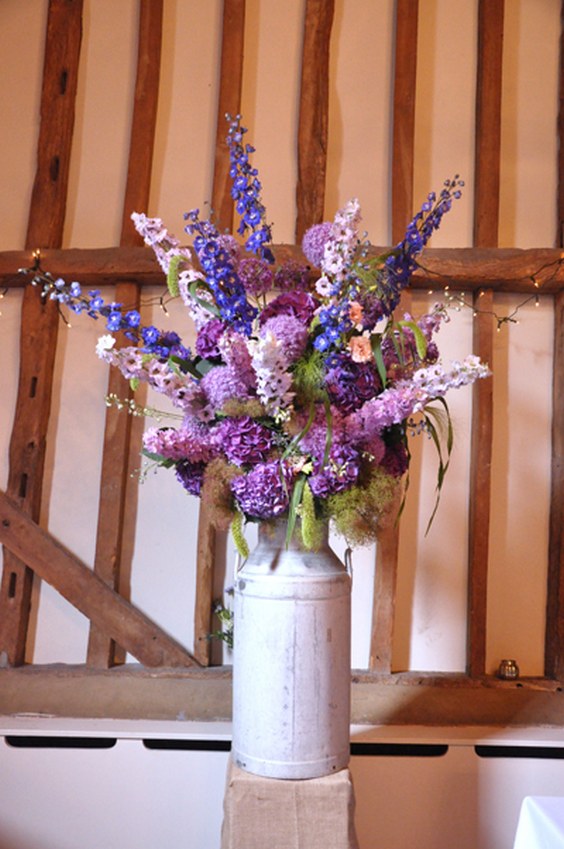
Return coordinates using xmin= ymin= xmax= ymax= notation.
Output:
xmin=196 ymin=318 xmax=227 ymax=359
xmin=325 ymin=353 xmax=381 ymax=413
xmin=175 ymin=460 xmax=206 ymax=496
xmin=237 ymin=257 xmax=274 ymax=296
xmin=273 ymin=260 xmax=310 ymax=291
xmin=309 ymin=443 xmax=360 ymax=498
xmin=302 ymin=221 xmax=332 ymax=267
xmin=201 ymin=365 xmax=253 ymax=411
xmin=259 ymin=291 xmax=319 ymax=327
xmin=261 ymin=314 xmax=308 ymax=363
xmin=231 ymin=461 xmax=293 ymax=519
xmin=218 ymin=416 xmax=274 ymax=466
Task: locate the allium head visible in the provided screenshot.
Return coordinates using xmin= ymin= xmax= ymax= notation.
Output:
xmin=302 ymin=221 xmax=333 ymax=267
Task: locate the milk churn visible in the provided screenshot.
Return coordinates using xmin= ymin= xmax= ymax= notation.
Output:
xmin=231 ymin=520 xmax=352 ymax=779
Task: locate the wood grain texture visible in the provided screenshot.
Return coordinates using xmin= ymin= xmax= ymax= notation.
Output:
xmin=474 ymin=0 xmax=504 ymax=247
xmin=467 ymin=290 xmax=495 ymax=677
xmin=5 ymin=246 xmax=562 ymax=291
xmin=192 ymin=0 xmax=246 ymax=667
xmin=0 ymin=0 xmax=83 ymax=667
xmin=211 ymin=0 xmax=245 ymax=232
xmin=545 ymin=290 xmax=564 ymax=679
xmin=87 ymin=0 xmax=163 ymax=668
xmin=370 ymin=0 xmax=419 ymax=674
xmin=295 ymin=0 xmax=335 ymax=241
xmin=0 ymin=491 xmax=198 ymax=668
xmin=559 ymin=0 xmax=564 ymax=247
xmin=391 ymin=0 xmax=419 ymax=241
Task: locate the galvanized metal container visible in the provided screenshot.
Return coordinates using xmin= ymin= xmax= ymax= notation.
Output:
xmin=231 ymin=520 xmax=351 ymax=779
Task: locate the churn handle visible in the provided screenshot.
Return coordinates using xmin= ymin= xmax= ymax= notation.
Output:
xmin=344 ymin=547 xmax=353 ymax=578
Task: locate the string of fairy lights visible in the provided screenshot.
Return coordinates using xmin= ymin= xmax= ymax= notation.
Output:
xmin=0 ymin=249 xmax=562 ymax=329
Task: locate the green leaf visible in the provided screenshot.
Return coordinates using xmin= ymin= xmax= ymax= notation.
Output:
xmin=398 ymin=319 xmax=428 ymax=360
xmin=370 ymin=333 xmax=387 ymax=388
xmin=141 ymin=449 xmax=175 ymax=469
xmin=322 ymin=395 xmax=333 ymax=467
xmin=422 ymin=398 xmax=454 ymax=534
xmin=285 ymin=474 xmax=306 ymax=548
xmin=129 ymin=377 xmax=140 ymax=391
xmin=188 ymin=279 xmax=221 ymax=317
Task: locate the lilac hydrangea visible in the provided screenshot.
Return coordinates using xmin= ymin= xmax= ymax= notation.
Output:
xmin=231 ymin=461 xmax=293 ymax=519
xmin=217 ymin=416 xmax=274 ymax=467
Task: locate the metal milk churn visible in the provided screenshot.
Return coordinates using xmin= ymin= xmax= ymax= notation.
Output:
xmin=231 ymin=520 xmax=352 ymax=779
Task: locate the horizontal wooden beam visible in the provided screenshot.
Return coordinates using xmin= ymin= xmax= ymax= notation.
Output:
xmin=1 ymin=665 xmax=564 ymax=726
xmin=0 ymin=490 xmax=199 ymax=668
xmin=2 ymin=246 xmax=562 ymax=292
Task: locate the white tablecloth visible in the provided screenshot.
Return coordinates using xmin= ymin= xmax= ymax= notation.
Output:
xmin=513 ymin=797 xmax=564 ymax=849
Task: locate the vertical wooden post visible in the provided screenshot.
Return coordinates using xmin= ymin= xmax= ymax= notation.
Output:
xmin=545 ymin=2 xmax=564 ymax=680
xmin=87 ymin=0 xmax=164 ymax=667
xmin=193 ymin=0 xmax=247 ymax=665
xmin=467 ymin=0 xmax=504 ymax=677
xmin=369 ymin=0 xmax=418 ymax=673
xmin=295 ymin=0 xmax=335 ymax=242
xmin=0 ymin=0 xmax=83 ymax=667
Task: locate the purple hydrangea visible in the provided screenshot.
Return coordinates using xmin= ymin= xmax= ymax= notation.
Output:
xmin=195 ymin=318 xmax=227 ymax=359
xmin=325 ymin=353 xmax=381 ymax=413
xmin=259 ymin=291 xmax=319 ymax=327
xmin=218 ymin=416 xmax=274 ymax=466
xmin=175 ymin=460 xmax=206 ymax=496
xmin=302 ymin=221 xmax=332 ymax=267
xmin=231 ymin=461 xmax=293 ymax=519
xmin=309 ymin=443 xmax=360 ymax=498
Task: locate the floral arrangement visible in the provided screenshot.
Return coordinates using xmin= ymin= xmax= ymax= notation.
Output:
xmin=29 ymin=115 xmax=489 ymax=554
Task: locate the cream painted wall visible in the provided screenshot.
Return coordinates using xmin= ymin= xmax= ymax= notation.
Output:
xmin=0 ymin=0 xmax=560 ymax=676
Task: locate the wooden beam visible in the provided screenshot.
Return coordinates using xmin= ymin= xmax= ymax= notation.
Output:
xmin=295 ymin=0 xmax=335 ymax=241
xmin=557 ymin=0 xmax=564 ymax=248
xmin=466 ymin=0 xmax=505 ymax=677
xmin=87 ymin=0 xmax=164 ymax=669
xmin=0 ymin=491 xmax=199 ymax=668
xmin=191 ymin=0 xmax=247 ymax=667
xmin=545 ymin=290 xmax=564 ymax=679
xmin=4 ymin=246 xmax=562 ymax=291
xmin=0 ymin=0 xmax=83 ymax=667
xmin=391 ymin=0 xmax=419 ymax=240
xmin=370 ymin=0 xmax=419 ymax=674
xmin=473 ymin=0 xmax=504 ymax=246
xmin=211 ymin=0 xmax=245 ymax=232
xmin=1 ymin=665 xmax=564 ymax=727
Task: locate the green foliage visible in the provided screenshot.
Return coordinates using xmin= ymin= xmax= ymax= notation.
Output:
xmin=231 ymin=510 xmax=249 ymax=560
xmin=325 ymin=470 xmax=399 ymax=547
xmin=300 ymin=482 xmax=324 ymax=551
xmin=166 ymin=253 xmax=182 ymax=298
xmin=292 ymin=350 xmax=326 ymax=404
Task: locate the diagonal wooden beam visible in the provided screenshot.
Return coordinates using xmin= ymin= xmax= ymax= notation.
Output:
xmin=87 ymin=0 xmax=164 ymax=669
xmin=0 ymin=0 xmax=84 ymax=667
xmin=0 ymin=491 xmax=199 ymax=668
xmin=295 ymin=0 xmax=335 ymax=241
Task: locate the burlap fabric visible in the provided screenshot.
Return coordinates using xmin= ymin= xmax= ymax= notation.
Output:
xmin=221 ymin=761 xmax=360 ymax=849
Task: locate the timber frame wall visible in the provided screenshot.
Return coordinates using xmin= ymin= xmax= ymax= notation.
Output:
xmin=0 ymin=0 xmax=563 ymax=725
